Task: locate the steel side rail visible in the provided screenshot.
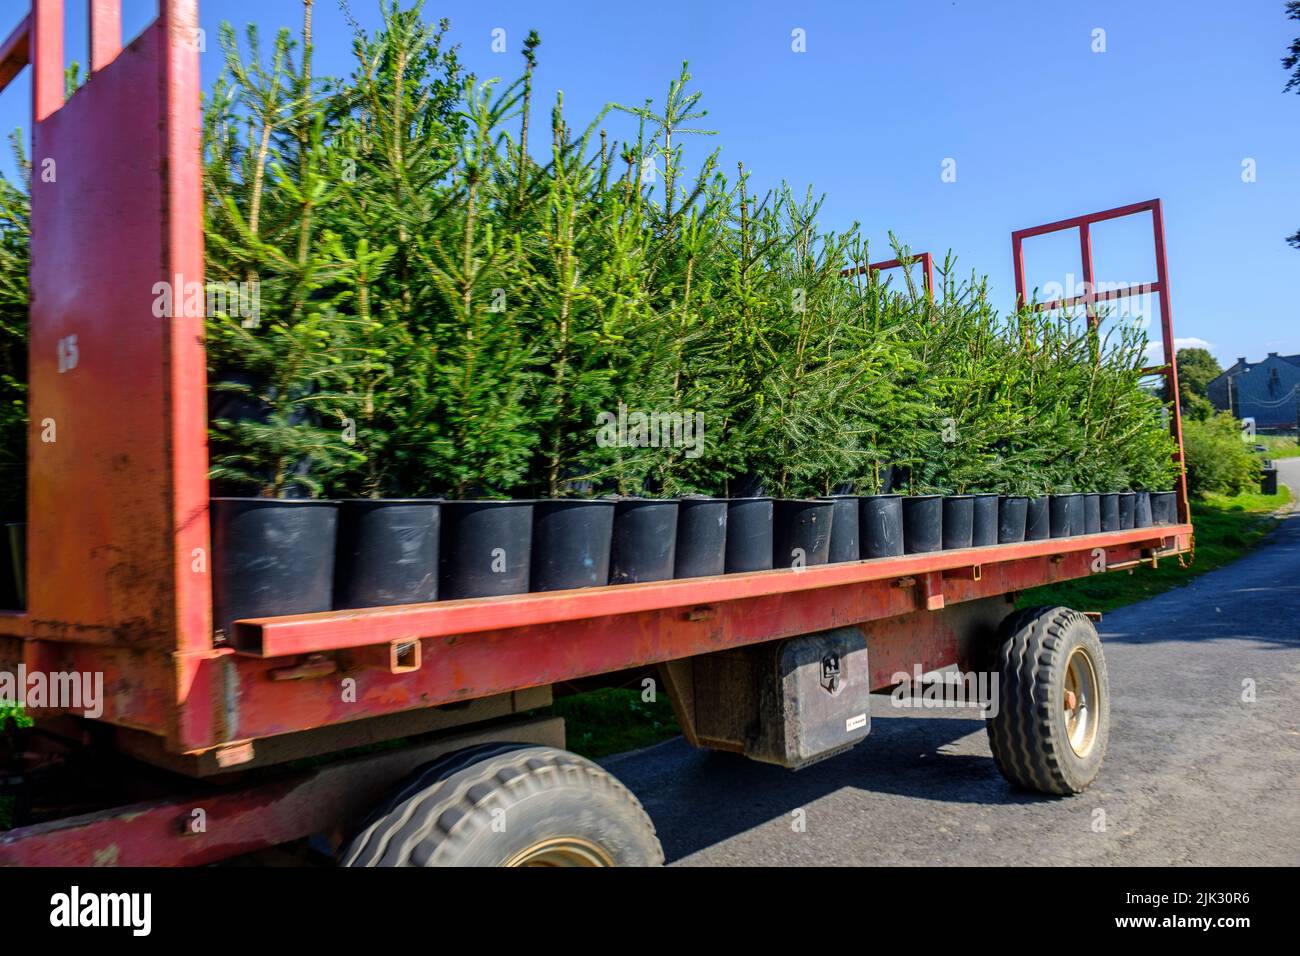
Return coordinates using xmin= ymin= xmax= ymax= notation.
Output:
xmin=841 ymin=252 xmax=935 ymax=297
xmin=0 ymin=15 xmax=30 ymax=92
xmin=0 ymin=716 xmax=565 ymax=866
xmin=234 ymin=524 xmax=1192 ymax=658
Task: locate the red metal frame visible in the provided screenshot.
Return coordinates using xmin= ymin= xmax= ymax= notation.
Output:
xmin=0 ymin=5 xmax=1191 ymax=772
xmin=1011 ymin=200 xmax=1189 ymax=525
xmin=0 ymin=716 xmax=566 ymax=866
xmin=234 ymin=526 xmax=1186 ymax=658
xmin=0 ymin=3 xmax=1198 ymax=869
xmin=2 ymin=526 xmax=1189 ymax=758
xmin=0 ymin=16 xmax=31 ymax=92
xmin=842 ymin=252 xmax=935 ymax=298
xmin=0 ymin=0 xmax=211 ymax=740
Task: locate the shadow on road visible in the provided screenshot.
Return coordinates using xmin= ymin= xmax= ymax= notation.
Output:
xmin=1098 ymin=504 xmax=1300 ymax=651
xmin=605 ymin=705 xmax=1056 ymax=864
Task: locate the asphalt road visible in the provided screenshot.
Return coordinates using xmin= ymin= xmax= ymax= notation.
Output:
xmin=605 ymin=460 xmax=1300 ymax=866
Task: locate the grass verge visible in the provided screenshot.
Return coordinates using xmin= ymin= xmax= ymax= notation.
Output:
xmin=550 ymin=686 xmax=679 ymax=760
xmin=1018 ymin=486 xmax=1291 ymax=613
xmin=1256 ymin=435 xmax=1300 ymax=459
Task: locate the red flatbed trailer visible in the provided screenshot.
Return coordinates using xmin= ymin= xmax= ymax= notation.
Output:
xmin=0 ymin=1 xmax=1191 ymax=867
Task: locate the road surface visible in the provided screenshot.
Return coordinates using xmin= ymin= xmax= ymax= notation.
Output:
xmin=605 ymin=461 xmax=1300 ymax=866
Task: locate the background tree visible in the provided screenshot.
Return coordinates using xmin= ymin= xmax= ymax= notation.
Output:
xmin=1175 ymin=346 xmax=1221 ymax=420
xmin=1175 ymin=346 xmax=1221 ymax=400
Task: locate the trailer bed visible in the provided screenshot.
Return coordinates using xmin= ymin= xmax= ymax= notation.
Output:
xmin=1 ymin=521 xmax=1190 ymax=765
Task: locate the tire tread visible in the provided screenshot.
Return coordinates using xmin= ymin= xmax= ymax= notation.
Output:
xmin=341 ymin=743 xmax=663 ymax=867
xmin=986 ymin=605 xmax=1107 ymax=795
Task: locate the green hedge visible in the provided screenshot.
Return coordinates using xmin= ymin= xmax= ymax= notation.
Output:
xmin=1183 ymin=412 xmax=1261 ymax=497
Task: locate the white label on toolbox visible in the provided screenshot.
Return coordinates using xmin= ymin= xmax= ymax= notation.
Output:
xmin=845 ymin=713 xmax=867 ymax=732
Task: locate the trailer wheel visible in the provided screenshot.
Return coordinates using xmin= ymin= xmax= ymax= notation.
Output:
xmin=340 ymin=743 xmax=664 ymax=867
xmin=986 ymin=606 xmax=1109 ymax=795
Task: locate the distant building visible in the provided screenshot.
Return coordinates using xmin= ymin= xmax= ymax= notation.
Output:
xmin=1207 ymin=353 xmax=1300 ymax=431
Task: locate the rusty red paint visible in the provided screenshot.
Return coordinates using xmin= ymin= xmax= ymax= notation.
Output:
xmin=21 ymin=2 xmax=211 ymax=681
xmin=0 ymin=719 xmax=567 ymax=866
xmin=235 ymin=525 xmax=1189 ymax=657
xmin=30 ymin=0 xmax=62 ymax=122
xmin=5 ymin=531 xmax=1184 ymax=751
xmin=89 ymin=0 xmax=123 ymax=73
xmin=0 ymin=741 xmax=412 ymax=865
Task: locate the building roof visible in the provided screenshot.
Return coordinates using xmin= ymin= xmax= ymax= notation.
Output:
xmin=1207 ymin=353 xmax=1300 ymax=428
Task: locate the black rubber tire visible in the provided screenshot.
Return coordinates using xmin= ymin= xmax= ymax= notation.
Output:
xmin=986 ymin=606 xmax=1110 ymax=795
xmin=340 ymin=742 xmax=664 ymax=867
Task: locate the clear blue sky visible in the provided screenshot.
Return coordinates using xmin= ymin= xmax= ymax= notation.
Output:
xmin=1 ymin=0 xmax=1297 ymax=367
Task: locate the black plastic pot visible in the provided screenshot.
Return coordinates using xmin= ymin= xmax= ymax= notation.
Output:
xmin=882 ymin=464 xmax=903 ymax=494
xmin=902 ymin=495 xmax=943 ymax=554
xmin=334 ymin=499 xmax=440 ymax=609
xmin=439 ymin=500 xmax=534 ymax=599
xmin=211 ymin=498 xmax=339 ymax=642
xmin=773 ymin=499 xmax=835 ymax=568
xmin=1049 ymin=494 xmax=1073 ymax=539
xmin=1025 ymin=497 xmax=1050 ymax=541
xmin=531 ymin=499 xmax=615 ymax=592
xmin=610 ymin=499 xmax=679 ymax=584
xmin=1150 ymin=491 xmax=1177 ymax=526
xmin=1118 ymin=491 xmax=1136 ymax=530
xmin=3 ymin=522 xmax=24 ymax=610
xmin=1133 ymin=491 xmax=1153 ymax=528
xmin=941 ymin=495 xmax=975 ymax=550
xmin=1084 ymin=493 xmax=1101 ymax=534
xmin=972 ymin=494 xmax=999 ymax=547
xmin=1100 ymin=493 xmax=1120 ymax=533
xmin=725 ymin=497 xmax=774 ymax=573
xmin=1067 ymin=493 xmax=1086 ymax=536
xmin=819 ymin=496 xmax=860 ymax=563
xmin=998 ymin=496 xmax=1028 ymax=543
xmin=860 ymin=495 xmax=904 ymax=559
xmin=674 ymin=498 xmax=728 ymax=579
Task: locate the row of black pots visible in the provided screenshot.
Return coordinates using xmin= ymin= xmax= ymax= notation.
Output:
xmin=997 ymin=490 xmax=1176 ymax=543
xmin=210 ymin=489 xmax=1179 ymax=639
xmin=209 ymin=496 xmax=801 ymax=637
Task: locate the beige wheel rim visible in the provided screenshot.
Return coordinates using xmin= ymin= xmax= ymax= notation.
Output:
xmin=505 ymin=837 xmax=614 ymax=867
xmin=1063 ymin=646 xmax=1101 ymax=758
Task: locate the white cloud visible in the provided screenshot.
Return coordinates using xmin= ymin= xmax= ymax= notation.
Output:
xmin=1142 ymin=336 xmax=1214 ymax=367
